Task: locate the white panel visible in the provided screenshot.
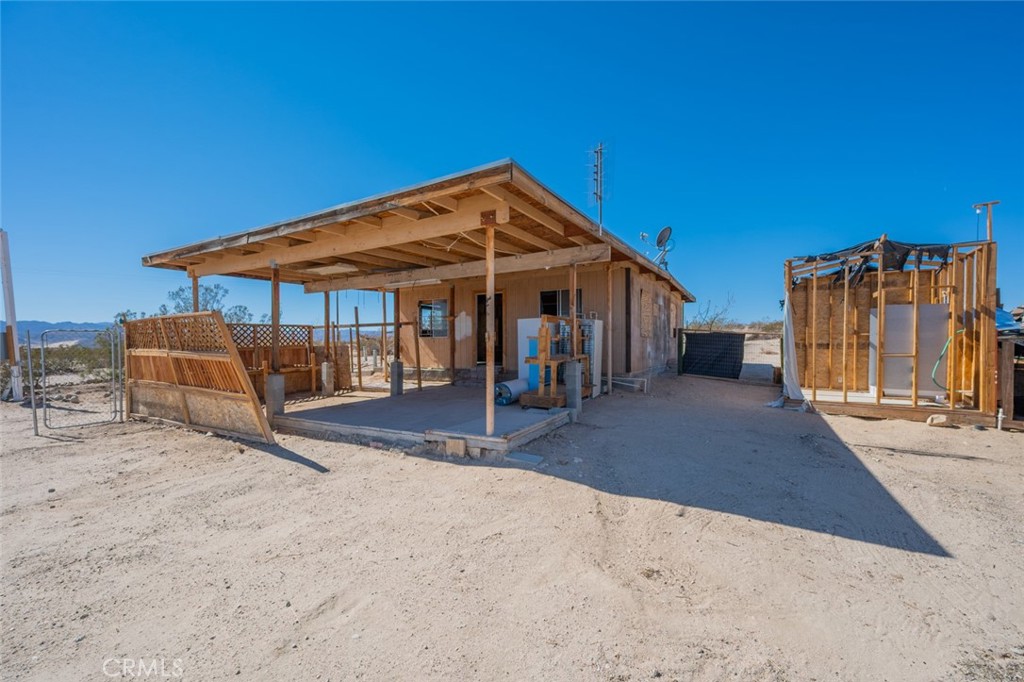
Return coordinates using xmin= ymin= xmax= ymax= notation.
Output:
xmin=869 ymin=304 xmax=949 ymax=399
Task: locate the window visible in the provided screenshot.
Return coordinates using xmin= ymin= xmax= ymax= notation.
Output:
xmin=418 ymin=300 xmax=448 ymax=337
xmin=539 ymin=289 xmax=582 ymax=317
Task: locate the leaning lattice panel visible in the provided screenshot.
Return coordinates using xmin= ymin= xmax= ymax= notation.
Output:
xmin=123 ymin=311 xmax=274 ymax=444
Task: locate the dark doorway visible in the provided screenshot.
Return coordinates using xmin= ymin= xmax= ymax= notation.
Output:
xmin=476 ymin=292 xmax=503 ymax=365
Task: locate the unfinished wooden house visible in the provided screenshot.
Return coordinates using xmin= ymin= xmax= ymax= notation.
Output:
xmin=138 ymin=160 xmax=694 ymax=452
xmin=783 ymin=228 xmax=1020 ymax=428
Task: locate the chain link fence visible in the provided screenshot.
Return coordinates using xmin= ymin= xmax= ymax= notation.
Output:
xmin=33 ymin=328 xmax=123 ymax=429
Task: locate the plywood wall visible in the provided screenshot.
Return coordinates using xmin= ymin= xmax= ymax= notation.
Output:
xmin=395 ymin=263 xmax=682 ymax=376
xmin=791 ymin=269 xmax=935 ymax=390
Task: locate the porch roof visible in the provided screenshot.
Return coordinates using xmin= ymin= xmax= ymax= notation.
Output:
xmin=141 ymin=159 xmax=695 ymax=302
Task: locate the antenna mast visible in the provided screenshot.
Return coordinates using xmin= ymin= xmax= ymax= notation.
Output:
xmin=592 ymin=142 xmax=604 ymax=236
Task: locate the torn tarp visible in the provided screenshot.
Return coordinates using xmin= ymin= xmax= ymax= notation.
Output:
xmin=792 ymin=236 xmax=954 ymax=290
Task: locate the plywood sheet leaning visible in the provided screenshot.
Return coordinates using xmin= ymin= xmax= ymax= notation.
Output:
xmin=124 ymin=311 xmax=275 ymax=444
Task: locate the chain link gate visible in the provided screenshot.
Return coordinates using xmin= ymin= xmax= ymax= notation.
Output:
xmin=34 ymin=328 xmax=124 ymax=429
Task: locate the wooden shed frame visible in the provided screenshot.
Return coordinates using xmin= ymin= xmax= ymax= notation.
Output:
xmin=142 ymin=159 xmax=695 ymax=438
xmin=784 ymin=233 xmax=1003 ymax=423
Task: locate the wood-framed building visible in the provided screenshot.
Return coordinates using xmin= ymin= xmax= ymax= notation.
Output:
xmin=783 ymin=231 xmax=1019 ymax=427
xmin=141 ymin=159 xmax=694 ymax=442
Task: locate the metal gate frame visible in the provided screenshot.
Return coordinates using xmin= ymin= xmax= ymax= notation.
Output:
xmin=35 ymin=328 xmax=124 ymax=430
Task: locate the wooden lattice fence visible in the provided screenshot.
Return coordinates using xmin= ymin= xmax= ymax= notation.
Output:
xmin=124 ymin=312 xmax=274 ymax=443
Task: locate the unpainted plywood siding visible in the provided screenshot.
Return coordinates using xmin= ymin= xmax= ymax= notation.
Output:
xmin=626 ymin=265 xmax=680 ymax=375
xmin=791 ymin=269 xmax=935 ymax=390
xmin=397 ymin=263 xmax=682 ymax=376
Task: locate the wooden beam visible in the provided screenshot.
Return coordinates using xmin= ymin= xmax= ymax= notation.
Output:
xmin=448 ymin=284 xmax=456 ymax=385
xmin=569 ymin=263 xmax=578 ymax=357
xmin=423 ymin=237 xmax=486 ymax=260
xmin=983 ymin=242 xmax=999 ymax=413
xmin=304 ymin=244 xmax=611 ymax=293
xmin=429 ymin=196 xmax=459 ymax=212
xmin=381 ymin=291 xmax=389 ymax=382
xmin=606 ymin=264 xmax=613 ymax=394
xmin=354 ymin=306 xmax=363 ymax=390
xmin=414 ymin=317 xmax=423 ymax=391
xmin=480 ymin=186 xmax=565 ymax=236
xmin=811 ymin=267 xmax=818 ymax=402
xmin=388 ymin=242 xmax=464 ymax=264
xmin=271 ymin=266 xmax=281 ymax=372
xmin=496 ymin=223 xmax=560 ymax=251
xmin=188 ymin=194 xmax=501 ymax=278
xmin=911 ymin=266 xmax=920 ymax=407
xmin=485 ymin=221 xmax=495 ymax=437
xmin=365 ymin=247 xmax=443 ymax=268
xmin=143 ymin=164 xmax=512 ymax=265
xmin=191 ymin=275 xmax=200 ymax=312
xmin=394 ymin=288 xmax=401 ymax=363
xmin=842 ymin=264 xmax=849 ymax=403
xmin=323 ymin=291 xmax=331 ymax=357
xmin=876 ymin=253 xmax=886 ymax=406
xmin=388 ymin=206 xmax=428 ymax=221
xmin=351 ymin=216 xmax=382 ymax=228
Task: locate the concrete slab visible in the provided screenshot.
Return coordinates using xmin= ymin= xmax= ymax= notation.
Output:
xmin=277 ymin=385 xmax=569 ymax=451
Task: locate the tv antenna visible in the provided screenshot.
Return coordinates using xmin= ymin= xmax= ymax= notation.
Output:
xmin=591 ymin=142 xmax=604 ymax=236
xmin=639 ymin=226 xmax=675 ymax=269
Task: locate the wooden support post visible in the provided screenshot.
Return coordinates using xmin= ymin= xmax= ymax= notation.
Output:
xmin=783 ymin=261 xmax=792 ymax=388
xmin=911 ymin=266 xmax=920 ymax=408
xmin=308 ymin=326 xmax=317 ymax=393
xmin=448 ymin=284 xmax=456 ymax=386
xmin=842 ymin=264 xmax=849 ymax=403
xmin=983 ymin=242 xmax=999 ymax=413
xmin=961 ymin=252 xmax=972 ymax=406
xmin=323 ymin=292 xmax=331 ymax=356
xmin=970 ymin=250 xmax=981 ymax=406
xmin=827 ymin=287 xmax=834 ymax=388
xmin=485 ymin=218 xmax=496 ymax=437
xmin=353 ymin=306 xmax=364 ymax=391
xmin=875 ymin=253 xmax=885 ymax=406
xmin=999 ymin=340 xmax=1014 ymax=419
xmin=569 ymin=263 xmax=578 ymax=357
xmin=606 ymin=264 xmax=613 ymax=395
xmin=270 ymin=266 xmax=281 ymax=372
xmin=947 ymin=246 xmax=958 ymax=409
xmin=414 ymin=317 xmax=423 ymax=391
xmin=393 ymin=289 xmax=401 ymax=364
xmin=348 ymin=327 xmax=354 ymax=387
xmin=191 ymin=275 xmax=200 ymax=313
xmin=381 ymin=291 xmax=389 ymax=381
xmin=811 ymin=267 xmax=818 ymax=402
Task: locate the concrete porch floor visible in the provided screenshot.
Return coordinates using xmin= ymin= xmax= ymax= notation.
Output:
xmin=272 ymin=385 xmax=571 ymax=454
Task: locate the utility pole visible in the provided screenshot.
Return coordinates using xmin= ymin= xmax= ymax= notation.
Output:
xmin=0 ymin=229 xmax=24 ymax=401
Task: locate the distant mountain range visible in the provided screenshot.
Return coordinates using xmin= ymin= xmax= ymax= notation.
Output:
xmin=1 ymin=320 xmax=113 ymax=345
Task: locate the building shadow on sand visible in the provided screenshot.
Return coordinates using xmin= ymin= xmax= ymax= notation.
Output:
xmin=439 ymin=376 xmax=951 ymax=558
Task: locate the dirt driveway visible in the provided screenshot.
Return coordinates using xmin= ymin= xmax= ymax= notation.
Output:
xmin=1 ymin=375 xmax=1021 ymax=681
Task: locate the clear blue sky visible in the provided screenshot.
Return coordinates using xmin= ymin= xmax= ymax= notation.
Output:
xmin=2 ymin=2 xmax=1022 ymax=326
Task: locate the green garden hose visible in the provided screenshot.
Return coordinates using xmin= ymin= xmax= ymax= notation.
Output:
xmin=931 ymin=328 xmax=966 ymax=391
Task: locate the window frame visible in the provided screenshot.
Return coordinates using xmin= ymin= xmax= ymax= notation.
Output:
xmin=539 ymin=288 xmax=583 ymax=317
xmin=417 ymin=299 xmax=449 ymax=338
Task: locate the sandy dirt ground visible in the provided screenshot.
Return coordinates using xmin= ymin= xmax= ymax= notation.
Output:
xmin=1 ymin=375 xmax=1022 ymax=681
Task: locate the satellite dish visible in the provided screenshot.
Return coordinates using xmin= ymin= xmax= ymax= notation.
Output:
xmin=655 ymin=226 xmax=672 ymax=250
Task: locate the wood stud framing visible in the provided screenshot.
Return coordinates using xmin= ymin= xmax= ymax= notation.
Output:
xmin=785 ymin=238 xmax=1001 ymax=420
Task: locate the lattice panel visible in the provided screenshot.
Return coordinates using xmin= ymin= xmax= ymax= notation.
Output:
xmin=229 ymin=324 xmax=312 ymax=349
xmin=125 ymin=314 xmax=228 ymax=353
xmin=166 ymin=315 xmax=227 ymax=352
xmin=125 ymin=318 xmax=162 ymax=350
